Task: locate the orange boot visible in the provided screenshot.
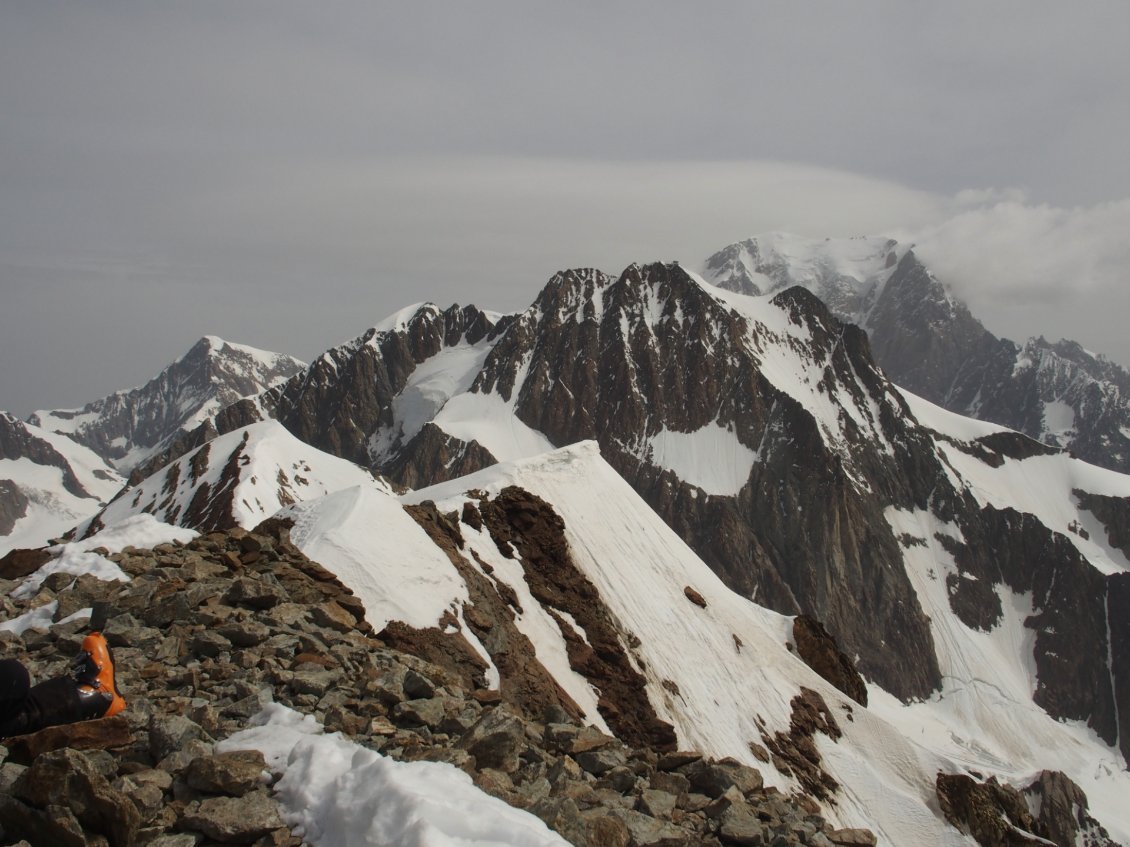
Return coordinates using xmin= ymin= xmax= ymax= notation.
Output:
xmin=72 ymin=632 xmax=126 ymax=718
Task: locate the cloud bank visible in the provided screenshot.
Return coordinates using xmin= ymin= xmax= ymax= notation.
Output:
xmin=3 ymin=156 xmax=1129 ymax=415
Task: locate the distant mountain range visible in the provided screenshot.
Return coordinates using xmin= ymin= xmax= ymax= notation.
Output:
xmin=2 ymin=235 xmax=1129 ymax=844
xmin=704 ymin=234 xmax=1130 ymax=474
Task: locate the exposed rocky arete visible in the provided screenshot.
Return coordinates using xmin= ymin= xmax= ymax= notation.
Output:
xmin=0 ymin=526 xmax=878 ymax=847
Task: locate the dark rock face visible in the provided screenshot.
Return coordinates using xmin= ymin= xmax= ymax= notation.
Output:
xmin=268 ymin=303 xmax=498 ymax=470
xmin=29 ymin=336 xmax=304 ymax=471
xmin=945 ymin=503 xmax=1129 ymax=760
xmin=1023 ymin=770 xmax=1120 ymax=847
xmin=936 ymin=772 xmax=1046 ymax=847
xmin=476 ymin=486 xmax=678 ymax=752
xmin=0 ymin=479 xmax=29 ymax=536
xmin=401 ymin=498 xmax=589 ymax=725
xmin=470 ymin=264 xmax=944 ymax=700
xmin=1075 ymin=490 xmax=1130 ymax=559
xmin=792 ymin=616 xmax=867 ymax=706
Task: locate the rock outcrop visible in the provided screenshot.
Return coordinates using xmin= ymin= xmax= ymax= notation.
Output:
xmin=791 ymin=616 xmax=867 ymax=706
xmin=937 ymin=770 xmax=1119 ymax=847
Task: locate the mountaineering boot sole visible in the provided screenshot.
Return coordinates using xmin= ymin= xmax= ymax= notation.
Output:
xmin=74 ymin=632 xmax=126 ymax=718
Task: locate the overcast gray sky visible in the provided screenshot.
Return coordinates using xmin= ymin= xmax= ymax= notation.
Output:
xmin=3 ymin=2 xmax=1130 ymax=416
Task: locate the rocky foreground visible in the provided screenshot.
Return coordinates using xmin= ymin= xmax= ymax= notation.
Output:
xmin=0 ymin=523 xmax=876 ymax=847
xmin=0 ymin=518 xmax=1117 ymax=847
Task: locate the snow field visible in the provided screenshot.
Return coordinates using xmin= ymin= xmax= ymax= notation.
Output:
xmin=644 ymin=422 xmax=758 ymax=496
xmin=884 ymin=506 xmax=1130 ymax=845
xmin=369 ymin=340 xmax=493 ymax=460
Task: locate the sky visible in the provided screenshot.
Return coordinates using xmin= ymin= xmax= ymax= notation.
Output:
xmin=3 ymin=2 xmax=1130 ymax=416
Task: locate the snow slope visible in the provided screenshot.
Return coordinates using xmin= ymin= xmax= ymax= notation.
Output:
xmin=395 ymin=444 xmax=975 ymax=844
xmin=280 ymin=485 xmax=472 ymax=633
xmin=0 ymin=414 xmax=124 ymax=555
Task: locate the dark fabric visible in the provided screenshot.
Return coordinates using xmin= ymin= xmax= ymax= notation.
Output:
xmin=0 ymin=658 xmax=31 ymax=722
xmin=0 ymin=661 xmax=101 ymax=738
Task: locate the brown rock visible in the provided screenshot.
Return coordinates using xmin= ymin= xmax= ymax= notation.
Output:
xmin=827 ymin=828 xmax=878 ymax=846
xmin=0 ymin=547 xmax=51 ymax=580
xmin=309 ymin=600 xmax=357 ymax=632
xmin=12 ymin=747 xmax=140 ymax=847
xmin=792 ymin=615 xmax=868 ymax=706
xmin=683 ymin=586 xmax=708 ymax=608
xmin=185 ymin=751 xmax=268 ymax=796
xmin=3 ymin=715 xmax=133 ymax=765
xmin=180 ymin=792 xmax=286 ymax=843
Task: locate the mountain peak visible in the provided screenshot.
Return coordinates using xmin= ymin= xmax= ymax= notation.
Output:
xmin=29 ymin=337 xmax=306 ymax=472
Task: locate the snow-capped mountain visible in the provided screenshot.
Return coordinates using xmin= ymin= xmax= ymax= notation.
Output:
xmin=80 ymin=419 xmax=389 ymax=537
xmin=29 ymin=336 xmax=305 ymax=473
xmin=148 ymin=261 xmax=1130 ymax=772
xmin=0 ymin=411 xmax=123 ymax=555
xmin=704 ymin=233 xmax=1130 ymax=474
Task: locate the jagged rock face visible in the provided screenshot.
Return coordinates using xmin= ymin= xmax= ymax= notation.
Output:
xmin=792 ymin=616 xmax=868 ymax=706
xmin=936 ymin=770 xmax=1120 ymax=847
xmin=30 ymin=336 xmax=304 ymax=472
xmin=705 ymin=236 xmax=1130 ymax=474
xmin=470 ymin=263 xmax=944 ymax=699
xmin=864 ymin=252 xmax=1022 ymax=416
xmin=267 ymin=303 xmax=498 ymax=470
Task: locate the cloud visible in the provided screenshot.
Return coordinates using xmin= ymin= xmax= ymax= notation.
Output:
xmin=909 ymin=198 xmax=1130 ymax=301
xmin=900 ymin=197 xmax=1130 ymax=354
xmin=5 ymin=153 xmax=1130 ymax=418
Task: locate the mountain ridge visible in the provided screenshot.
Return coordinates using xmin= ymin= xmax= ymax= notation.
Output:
xmin=29 ymin=335 xmax=305 ymax=473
